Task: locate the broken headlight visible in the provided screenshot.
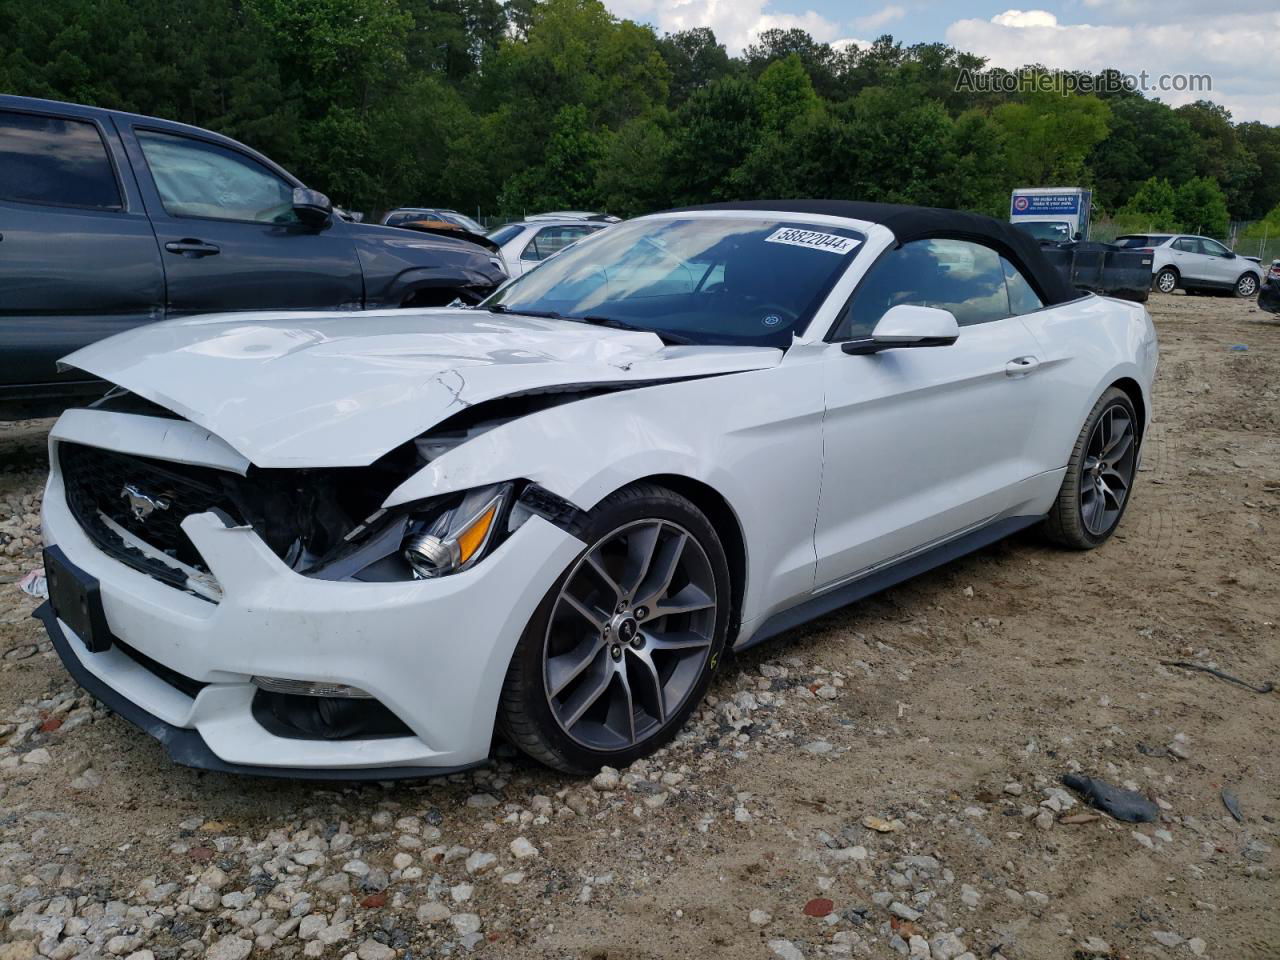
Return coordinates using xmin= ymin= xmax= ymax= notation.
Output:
xmin=400 ymin=482 xmax=512 ymax=579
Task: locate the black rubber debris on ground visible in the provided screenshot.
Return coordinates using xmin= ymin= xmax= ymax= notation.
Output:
xmin=1061 ymin=773 xmax=1159 ymax=823
xmin=1221 ymin=787 xmax=1244 ymax=823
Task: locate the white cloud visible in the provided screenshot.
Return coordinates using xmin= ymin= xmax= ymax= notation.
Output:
xmin=853 ymin=4 xmax=905 ymax=33
xmin=945 ymin=8 xmax=1280 ymax=123
xmin=831 ymin=37 xmax=876 ymax=52
xmin=603 ymin=0 xmax=843 ymax=53
xmin=990 ymin=9 xmax=1059 ymax=28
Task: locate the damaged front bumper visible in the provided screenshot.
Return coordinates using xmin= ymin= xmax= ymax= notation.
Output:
xmin=38 ymin=412 xmax=585 ymax=778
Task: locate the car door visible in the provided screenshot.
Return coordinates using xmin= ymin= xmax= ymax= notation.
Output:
xmin=0 ymin=104 xmax=164 ymax=390
xmin=117 ymin=121 xmax=363 ymax=316
xmin=1196 ymin=237 xmax=1239 ymax=285
xmin=1169 ymin=236 xmax=1209 ymax=282
xmin=813 ymin=238 xmax=1050 ymax=586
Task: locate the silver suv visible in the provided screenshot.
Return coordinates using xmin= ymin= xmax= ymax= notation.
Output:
xmin=1117 ymin=234 xmax=1263 ymax=298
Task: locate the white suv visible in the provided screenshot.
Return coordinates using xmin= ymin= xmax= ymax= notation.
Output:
xmin=487 ymin=218 xmax=612 ymax=278
xmin=1117 ymin=234 xmax=1263 ymax=298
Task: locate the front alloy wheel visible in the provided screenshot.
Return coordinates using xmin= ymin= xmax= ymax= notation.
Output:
xmin=498 ymin=484 xmax=730 ymax=773
xmin=1235 ymin=273 xmax=1259 ymax=298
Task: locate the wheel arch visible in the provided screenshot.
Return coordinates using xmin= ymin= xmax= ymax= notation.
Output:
xmin=1109 ymin=376 xmax=1147 ymax=444
xmin=623 ymin=473 xmax=749 ymax=643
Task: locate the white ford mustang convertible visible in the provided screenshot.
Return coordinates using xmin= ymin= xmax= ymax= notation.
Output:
xmin=37 ymin=200 xmax=1158 ymax=777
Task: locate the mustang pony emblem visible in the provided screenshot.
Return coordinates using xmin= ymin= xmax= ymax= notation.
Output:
xmin=120 ymin=484 xmax=171 ymax=521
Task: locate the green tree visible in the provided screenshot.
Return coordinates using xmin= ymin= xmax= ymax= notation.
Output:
xmin=1087 ymin=93 xmax=1196 ymax=214
xmin=1175 ymin=101 xmax=1259 ymax=218
xmin=991 ymin=83 xmax=1111 ymax=185
xmin=1115 ymin=177 xmax=1180 ymax=232
xmin=498 ymin=104 xmax=604 ymax=213
xmin=1173 ymin=177 xmax=1230 ymax=237
xmin=657 ymin=28 xmax=733 ymax=104
xmin=665 ymin=75 xmax=759 ymax=203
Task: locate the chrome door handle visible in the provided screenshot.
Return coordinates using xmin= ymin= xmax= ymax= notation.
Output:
xmin=1005 ymin=356 xmax=1040 ymax=377
xmin=164 ymin=239 xmax=220 ymax=257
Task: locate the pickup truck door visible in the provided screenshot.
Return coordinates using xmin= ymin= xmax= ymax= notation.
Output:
xmin=0 ymin=104 xmax=164 ymax=394
xmin=116 ymin=120 xmax=363 ymax=316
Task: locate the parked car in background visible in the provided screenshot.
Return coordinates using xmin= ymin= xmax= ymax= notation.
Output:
xmin=385 ymin=212 xmax=502 ymax=253
xmin=0 ymin=96 xmax=506 ymax=418
xmin=1117 ymin=234 xmax=1264 ymax=297
xmin=526 ymin=211 xmax=620 ymax=223
xmin=37 ymin=200 xmax=1156 ymax=778
xmin=1259 ymin=260 xmax=1280 ymax=315
xmin=488 ymin=217 xmax=613 ymax=277
xmin=382 ymin=208 xmax=485 ymax=233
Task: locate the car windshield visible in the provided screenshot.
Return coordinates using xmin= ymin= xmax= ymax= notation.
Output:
xmin=483 ymin=216 xmax=866 ymax=346
xmin=1014 ymin=221 xmax=1073 ymax=243
xmin=444 ymin=212 xmax=484 ymax=233
xmin=488 ymin=224 xmax=524 ymax=245
xmin=385 ymin=211 xmax=424 ymax=226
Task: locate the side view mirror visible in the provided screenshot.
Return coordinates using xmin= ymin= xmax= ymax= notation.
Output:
xmin=842 ymin=304 xmax=960 ymax=355
xmin=1225 ymin=250 xmax=1236 ymax=259
xmin=1073 ymin=231 xmax=1083 ymax=241
xmin=292 ymin=187 xmax=333 ymax=226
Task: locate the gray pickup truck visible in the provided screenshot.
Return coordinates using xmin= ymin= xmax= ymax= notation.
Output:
xmin=0 ymin=95 xmax=506 ymax=418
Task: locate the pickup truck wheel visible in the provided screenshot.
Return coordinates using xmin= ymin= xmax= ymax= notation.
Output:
xmin=1234 ymin=273 xmax=1259 ymax=298
xmin=1154 ymin=268 xmax=1178 ymax=294
xmin=497 ymin=483 xmax=731 ymax=774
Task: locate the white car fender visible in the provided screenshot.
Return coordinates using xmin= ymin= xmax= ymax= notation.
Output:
xmin=383 ymin=356 xmax=831 ymax=632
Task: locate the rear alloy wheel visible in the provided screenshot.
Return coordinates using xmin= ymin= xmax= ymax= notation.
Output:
xmin=1044 ymin=388 xmax=1139 ymax=549
xmin=498 ymin=484 xmax=730 ymax=773
xmin=1235 ymin=273 xmax=1259 ymax=298
xmin=1154 ymin=268 xmax=1178 ymax=294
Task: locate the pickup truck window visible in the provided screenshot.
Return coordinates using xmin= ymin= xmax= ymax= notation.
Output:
xmin=0 ymin=109 xmax=121 ymax=209
xmin=136 ymin=130 xmax=296 ymax=224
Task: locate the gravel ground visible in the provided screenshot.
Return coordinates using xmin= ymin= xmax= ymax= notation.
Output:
xmin=0 ymin=292 xmax=1277 ymax=960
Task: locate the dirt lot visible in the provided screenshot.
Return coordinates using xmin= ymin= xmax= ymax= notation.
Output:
xmin=0 ymin=292 xmax=1276 ymax=960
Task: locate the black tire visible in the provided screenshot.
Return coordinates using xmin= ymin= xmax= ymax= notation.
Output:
xmin=497 ymin=483 xmax=732 ymax=773
xmin=1153 ymin=267 xmax=1178 ymax=294
xmin=1044 ymin=387 xmax=1139 ymax=550
xmin=1234 ymin=273 xmax=1259 ymax=298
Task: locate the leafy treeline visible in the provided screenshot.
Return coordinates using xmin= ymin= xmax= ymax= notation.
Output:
xmin=3 ymin=0 xmax=1279 ymax=234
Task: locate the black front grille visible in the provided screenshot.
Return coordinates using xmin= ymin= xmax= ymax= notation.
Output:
xmin=59 ymin=442 xmax=244 ymax=592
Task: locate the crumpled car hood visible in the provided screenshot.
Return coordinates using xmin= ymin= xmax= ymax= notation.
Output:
xmin=62 ymin=308 xmax=782 ymax=467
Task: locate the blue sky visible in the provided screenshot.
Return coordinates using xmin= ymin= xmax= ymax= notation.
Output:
xmin=603 ymin=0 xmax=1280 ymax=123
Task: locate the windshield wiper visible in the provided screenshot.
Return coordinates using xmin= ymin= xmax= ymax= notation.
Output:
xmin=568 ymin=315 xmax=698 ymax=346
xmin=486 ymin=304 xmax=563 ymax=320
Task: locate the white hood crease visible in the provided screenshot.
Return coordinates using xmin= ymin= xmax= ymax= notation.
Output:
xmin=62 ymin=307 xmax=783 ymax=468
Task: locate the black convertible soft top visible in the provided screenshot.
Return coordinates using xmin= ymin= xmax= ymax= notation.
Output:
xmin=671 ymin=199 xmax=1080 ymax=306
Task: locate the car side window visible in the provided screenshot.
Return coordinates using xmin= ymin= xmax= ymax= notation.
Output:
xmin=1172 ymin=237 xmax=1198 ymax=253
xmin=523 ymin=226 xmax=590 ymax=262
xmin=0 ymin=109 xmax=122 ymax=209
xmin=834 ymin=238 xmax=1011 ymax=339
xmin=136 ymin=130 xmax=295 ymax=223
xmin=1200 ymin=238 xmax=1229 ymax=257
xmin=1002 ymin=257 xmax=1044 ymax=315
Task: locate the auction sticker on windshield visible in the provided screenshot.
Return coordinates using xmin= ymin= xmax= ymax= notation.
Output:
xmin=765 ymin=227 xmax=861 ymax=255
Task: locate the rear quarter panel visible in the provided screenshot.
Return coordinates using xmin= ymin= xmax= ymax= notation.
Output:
xmin=1018 ymin=294 xmax=1157 ymax=476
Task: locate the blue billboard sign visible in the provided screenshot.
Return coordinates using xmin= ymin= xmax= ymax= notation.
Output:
xmin=1011 ymin=193 xmax=1081 ymax=216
